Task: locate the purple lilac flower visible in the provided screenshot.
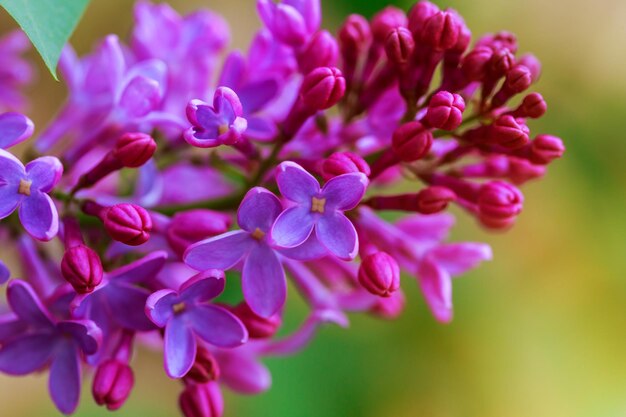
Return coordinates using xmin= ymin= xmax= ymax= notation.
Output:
xmin=0 ymin=30 xmax=33 ymax=111
xmin=0 ymin=112 xmax=33 ymax=149
xmin=272 ymin=161 xmax=368 ymax=260
xmin=257 ymin=0 xmax=320 ymax=47
xmin=145 ymin=270 xmax=248 ymax=378
xmin=0 ymin=280 xmax=101 ymax=414
xmin=0 ymin=150 xmax=63 ymax=241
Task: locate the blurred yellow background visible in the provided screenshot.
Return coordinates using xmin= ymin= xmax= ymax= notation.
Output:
xmin=0 ymin=0 xmax=625 ymax=416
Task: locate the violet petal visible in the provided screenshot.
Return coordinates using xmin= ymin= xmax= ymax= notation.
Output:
xmin=242 ymin=244 xmax=286 ymax=318
xmin=316 ymin=212 xmax=358 ymax=260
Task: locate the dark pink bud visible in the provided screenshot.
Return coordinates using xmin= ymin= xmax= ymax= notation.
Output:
xmin=358 ymin=252 xmax=400 ymax=297
xmin=370 ymin=289 xmax=405 ymax=319
xmin=530 ymin=134 xmax=565 ymax=164
xmin=93 ymin=360 xmax=134 ymax=411
xmin=424 ymin=91 xmax=465 ymax=130
xmin=371 ymin=6 xmax=407 ymax=43
xmin=515 ymin=93 xmax=547 ymax=118
xmin=230 ymin=302 xmax=282 ymax=339
xmin=505 ymin=65 xmax=532 ymax=93
xmin=321 ymin=151 xmax=371 ymax=181
xmin=420 ymin=11 xmax=460 ymax=51
xmin=392 ymin=121 xmax=433 ymax=162
xmin=113 ymin=132 xmax=157 ymax=168
xmin=490 ymin=115 xmax=530 ymax=149
xmin=508 ymin=158 xmax=546 ymax=184
xmin=477 ymin=181 xmax=523 ymax=229
xmin=104 ymin=203 xmax=152 ymax=246
xmin=415 ymin=186 xmax=457 ymax=214
xmin=297 ymin=30 xmax=339 ymax=74
xmin=61 ymin=245 xmax=103 ymax=294
xmin=166 ymin=209 xmax=231 ymax=258
xmin=385 ymin=27 xmax=415 ymax=65
xmin=517 ymin=53 xmax=542 ymax=82
xmin=338 ymin=14 xmax=371 ymax=55
xmin=186 ymin=347 xmax=221 ymax=383
xmin=301 ymin=67 xmax=346 ymax=111
xmin=408 ymin=1 xmax=440 ymax=38
xmin=489 ymin=47 xmax=514 ymax=77
xmin=448 ymin=10 xmax=471 ymax=54
xmin=478 ymin=31 xmax=518 ymax=54
xmin=179 ymin=382 xmax=223 ymax=417
xmin=461 ymin=46 xmax=493 ymax=81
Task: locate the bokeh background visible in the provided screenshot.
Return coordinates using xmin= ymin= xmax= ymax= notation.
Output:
xmin=1 ymin=0 xmax=625 ymax=416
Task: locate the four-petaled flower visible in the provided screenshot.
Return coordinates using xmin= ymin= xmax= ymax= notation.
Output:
xmin=145 ymin=270 xmax=248 ymax=378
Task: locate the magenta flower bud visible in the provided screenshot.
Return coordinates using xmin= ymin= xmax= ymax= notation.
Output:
xmin=508 ymin=158 xmax=546 ymax=185
xmin=179 ymin=382 xmax=223 ymax=417
xmin=338 ymin=14 xmax=371 ymax=56
xmin=358 ymin=252 xmax=400 ymax=298
xmin=385 ymin=27 xmax=415 ymax=66
xmin=408 ymin=1 xmax=440 ymax=38
xmin=530 ymin=134 xmax=565 ymax=165
xmin=424 ymin=91 xmax=465 ymax=130
xmin=478 ymin=31 xmax=518 ymax=54
xmin=517 ymin=53 xmax=542 ymax=82
xmin=415 ymin=186 xmax=457 ymax=214
xmin=93 ymin=360 xmax=134 ymax=411
xmin=420 ymin=11 xmax=460 ymax=51
xmin=301 ymin=67 xmax=346 ymax=111
xmin=61 ymin=244 xmax=103 ymax=294
xmin=104 ymin=203 xmax=153 ymax=246
xmin=166 ymin=209 xmax=232 ymax=258
xmin=490 ymin=115 xmax=530 ymax=149
xmin=488 ymin=47 xmax=514 ymax=77
xmin=371 ymin=6 xmax=407 ymax=43
xmin=186 ymin=347 xmax=221 ymax=383
xmin=370 ymin=289 xmax=406 ymax=319
xmin=392 ymin=121 xmax=433 ymax=162
xmin=230 ymin=302 xmax=282 ymax=339
xmin=113 ymin=132 xmax=157 ymax=168
xmin=461 ymin=46 xmax=493 ymax=81
xmin=297 ymin=30 xmax=339 ymax=74
xmin=321 ymin=151 xmax=370 ymax=181
xmin=512 ymin=93 xmax=547 ymax=119
xmin=505 ymin=65 xmax=532 ymax=93
xmin=477 ymin=181 xmax=523 ymax=229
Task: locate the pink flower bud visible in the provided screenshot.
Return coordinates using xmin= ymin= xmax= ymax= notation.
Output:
xmin=60 ymin=245 xmax=103 ymax=294
xmin=301 ymin=67 xmax=346 ymax=111
xmin=113 ymin=132 xmax=157 ymax=168
xmin=530 ymin=134 xmax=565 ymax=164
xmin=415 ymin=186 xmax=457 ymax=214
xmin=505 ymin=65 xmax=532 ymax=93
xmin=461 ymin=46 xmax=493 ymax=81
xmin=508 ymin=157 xmax=546 ymax=184
xmin=179 ymin=382 xmax=223 ymax=417
xmin=321 ymin=151 xmax=371 ymax=181
xmin=488 ymin=47 xmax=514 ymax=77
xmin=297 ymin=30 xmax=339 ymax=74
xmin=517 ymin=53 xmax=542 ymax=82
xmin=490 ymin=115 xmax=530 ymax=149
xmin=477 ymin=181 xmax=523 ymax=229
xmin=370 ymin=289 xmax=406 ymax=319
xmin=358 ymin=252 xmax=400 ymax=297
xmin=392 ymin=121 xmax=433 ymax=162
xmin=186 ymin=347 xmax=221 ymax=383
xmin=424 ymin=91 xmax=465 ymax=130
xmin=166 ymin=209 xmax=231 ymax=257
xmin=104 ymin=203 xmax=152 ymax=246
xmin=93 ymin=360 xmax=134 ymax=411
xmin=420 ymin=11 xmax=460 ymax=51
xmin=230 ymin=302 xmax=282 ymax=339
xmin=478 ymin=31 xmax=518 ymax=54
xmin=385 ymin=27 xmax=415 ymax=65
xmin=515 ymin=93 xmax=547 ymax=118
xmin=371 ymin=6 xmax=407 ymax=43
xmin=338 ymin=14 xmax=371 ymax=56
xmin=408 ymin=1 xmax=439 ymax=38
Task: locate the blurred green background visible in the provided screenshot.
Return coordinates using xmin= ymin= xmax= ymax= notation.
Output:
xmin=1 ymin=0 xmax=625 ymax=416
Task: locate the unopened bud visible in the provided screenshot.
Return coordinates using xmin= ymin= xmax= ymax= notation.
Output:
xmin=301 ymin=67 xmax=346 ymax=111
xmin=461 ymin=46 xmax=493 ymax=81
xmin=391 ymin=121 xmax=433 ymax=162
xmin=179 ymin=382 xmax=223 ymax=417
xmin=477 ymin=181 xmax=523 ymax=229
xmin=420 ymin=11 xmax=460 ymax=51
xmin=61 ymin=245 xmax=103 ymax=294
xmin=424 ymin=91 xmax=465 ymax=130
xmin=297 ymin=30 xmax=339 ymax=74
xmin=415 ymin=186 xmax=456 ymax=214
xmin=385 ymin=27 xmax=415 ymax=65
xmin=371 ymin=6 xmax=407 ymax=43
xmin=321 ymin=151 xmax=370 ymax=181
xmin=408 ymin=1 xmax=440 ymax=38
xmin=530 ymin=134 xmax=565 ymax=164
xmin=113 ymin=132 xmax=157 ymax=168
xmin=104 ymin=203 xmax=152 ymax=246
xmin=186 ymin=347 xmax=221 ymax=383
xmin=93 ymin=360 xmax=134 ymax=411
xmin=490 ymin=115 xmax=530 ymax=149
xmin=358 ymin=252 xmax=400 ymax=297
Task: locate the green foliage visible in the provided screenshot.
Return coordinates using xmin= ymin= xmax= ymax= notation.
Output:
xmin=0 ymin=0 xmax=90 ymax=79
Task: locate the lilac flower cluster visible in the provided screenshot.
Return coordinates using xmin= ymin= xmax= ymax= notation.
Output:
xmin=0 ymin=1 xmax=565 ymax=415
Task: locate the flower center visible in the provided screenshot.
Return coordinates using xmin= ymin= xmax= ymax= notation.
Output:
xmin=311 ymin=197 xmax=326 ymax=214
xmin=18 ymin=179 xmax=32 ymax=196
xmin=251 ymin=228 xmax=265 ymax=240
xmin=172 ymin=301 xmax=186 ymax=314
xmin=218 ymin=124 xmax=229 ymax=135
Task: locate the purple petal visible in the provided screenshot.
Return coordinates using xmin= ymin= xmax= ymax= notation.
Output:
xmin=145 ymin=289 xmax=177 ymax=327
xmin=118 ymin=75 xmax=162 ymax=118
xmin=278 ymin=232 xmax=327 ymax=261
xmin=0 ymin=314 xmax=26 ymax=343
xmin=237 ymin=187 xmax=282 ymax=233
xmin=7 ymin=280 xmax=54 ymax=328
xmin=218 ymin=51 xmax=246 ymax=88
xmin=214 ymin=86 xmax=243 ymax=119
xmin=107 ymin=251 xmax=167 ymax=284
xmin=164 ymin=316 xmax=196 ymax=378
xmin=322 ymin=173 xmax=368 ymax=211
xmin=49 ymin=341 xmax=81 ymax=414
xmin=276 ymin=161 xmax=319 ymax=204
xmin=84 ymin=35 xmax=125 ymax=96
xmin=0 ymin=261 xmax=9 ymax=284
xmin=57 ymin=320 xmax=102 ymax=355
xmin=0 ymin=112 xmax=34 ymax=149
xmin=417 ymin=258 xmax=453 ymax=323
xmin=0 ymin=333 xmax=55 ymax=375
xmin=428 ymin=243 xmax=493 ymax=276
xmin=287 ymin=0 xmax=321 ymax=33
xmin=242 ymin=244 xmax=286 ymax=318
xmin=216 ymin=349 xmax=271 ymax=394
xmin=18 ymin=191 xmax=59 ymax=241
xmin=246 ymin=116 xmax=278 ymax=141
xmin=0 ymin=150 xmax=25 ymax=212
xmin=316 ymin=213 xmax=358 ymax=260
xmin=395 ymin=213 xmax=455 ymax=243
xmin=179 ymin=272 xmax=225 ymax=304
xmin=107 ymin=283 xmax=155 ymax=331
xmin=189 ymin=305 xmax=247 ymax=347
xmin=271 ymin=206 xmax=315 ymax=248
xmin=184 ymin=230 xmax=253 ymax=271
xmin=238 ymin=79 xmax=278 ymax=114
xmin=25 ymin=156 xmax=63 ymax=192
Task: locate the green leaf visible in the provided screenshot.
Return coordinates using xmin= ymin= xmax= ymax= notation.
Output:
xmin=0 ymin=0 xmax=91 ymax=80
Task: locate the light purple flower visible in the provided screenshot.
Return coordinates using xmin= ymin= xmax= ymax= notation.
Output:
xmin=0 ymin=150 xmax=63 ymax=241
xmin=0 ymin=112 xmax=33 ymax=149
xmin=145 ymin=270 xmax=248 ymax=378
xmin=272 ymin=161 xmax=368 ymax=260
xmin=257 ymin=0 xmax=321 ymax=47
xmin=184 ymin=87 xmax=248 ymax=148
xmin=0 ymin=280 xmax=101 ymax=414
